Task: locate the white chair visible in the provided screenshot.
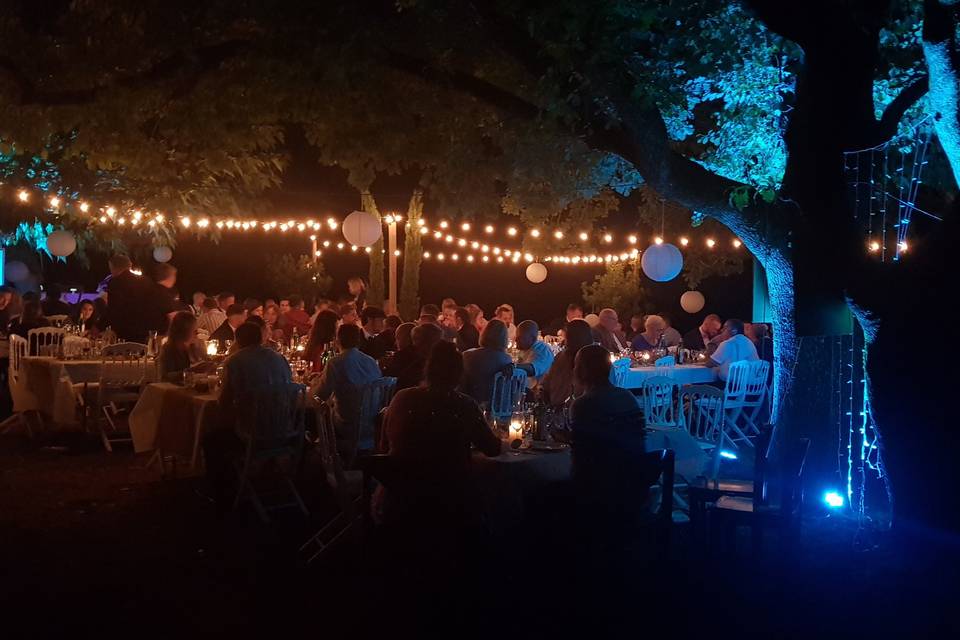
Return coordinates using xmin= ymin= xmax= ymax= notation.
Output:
xmin=232 ymin=383 xmax=309 ymax=523
xmin=358 ymin=377 xmax=397 ymax=453
xmin=45 ymin=314 xmax=70 ymax=326
xmin=300 ymin=401 xmax=364 ymax=564
xmin=654 ymin=355 xmax=676 ymax=368
xmin=641 ymin=376 xmax=682 ymax=428
xmin=610 ymin=357 xmax=631 ymax=388
xmin=0 ymin=335 xmax=40 ymax=437
xmin=27 ymin=327 xmax=65 ymax=357
xmin=681 ymin=385 xmax=727 ymax=479
xmin=721 ymin=360 xmax=771 ymax=449
xmin=96 ymin=354 xmax=149 ymax=452
xmin=490 ymin=367 xmax=527 ymax=423
xmin=102 ymin=342 xmax=148 ymax=357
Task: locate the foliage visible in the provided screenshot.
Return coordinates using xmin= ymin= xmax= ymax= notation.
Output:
xmin=581 ymin=260 xmax=647 ymax=320
xmin=265 ymin=254 xmax=331 ymax=300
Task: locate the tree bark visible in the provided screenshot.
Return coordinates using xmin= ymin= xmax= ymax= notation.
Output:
xmin=360 ymin=191 xmax=386 ymax=308
xmin=399 ymin=190 xmax=424 ymax=321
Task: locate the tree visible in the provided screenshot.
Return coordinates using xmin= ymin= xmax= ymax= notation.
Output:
xmin=581 ymin=261 xmax=647 ymax=320
xmin=0 ymin=1 xmax=954 ymax=530
xmin=265 ymin=254 xmax=332 ymax=300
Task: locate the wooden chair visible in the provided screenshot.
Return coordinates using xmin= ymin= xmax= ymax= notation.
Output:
xmin=0 ymin=335 xmax=40 ymax=437
xmin=357 ymin=377 xmax=397 ymax=452
xmin=95 ymin=354 xmax=149 ymax=452
xmin=490 ymin=367 xmax=526 ymax=423
xmin=300 ymin=401 xmax=364 ymax=564
xmin=232 ymin=383 xmax=309 ymax=523
xmin=641 ymin=375 xmax=682 ymax=428
xmin=697 ymin=434 xmax=809 ymax=556
xmin=27 ymin=327 xmax=65 ymax=356
xmin=680 ymin=384 xmax=726 ymax=479
xmin=721 ymin=360 xmax=771 ymax=447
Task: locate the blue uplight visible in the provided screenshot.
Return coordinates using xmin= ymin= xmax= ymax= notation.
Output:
xmin=823 ymin=491 xmax=845 ymax=508
xmin=719 ymin=450 xmax=738 ymax=460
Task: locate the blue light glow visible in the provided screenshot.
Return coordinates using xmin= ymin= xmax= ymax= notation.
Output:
xmin=824 ymin=491 xmax=845 ymax=509
xmin=719 ymin=450 xmax=738 ymax=460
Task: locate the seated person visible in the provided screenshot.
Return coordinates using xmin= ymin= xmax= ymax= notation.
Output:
xmin=383 ymin=322 xmax=442 ymax=390
xmin=378 ymin=341 xmax=502 ymax=524
xmin=661 ymin=315 xmax=682 ymax=347
xmin=541 ymin=319 xmax=595 ymax=407
xmin=359 ymin=306 xmax=388 ymax=360
xmin=459 ymin=319 xmax=513 ymax=404
xmin=304 ymin=309 xmax=340 ymax=372
xmin=625 ymin=313 xmax=644 ymax=343
xmin=73 ymin=299 xmax=104 ymax=337
xmin=157 ymin=311 xmax=206 ymax=381
xmin=705 ymin=319 xmax=759 ymax=382
xmin=630 ymin=314 xmax=667 ymax=351
xmin=204 ymin=322 xmax=293 ymax=506
xmin=569 ymin=344 xmax=648 ymax=517
xmin=196 ymin=297 xmax=227 ymax=335
xmin=454 ymin=307 xmax=480 ymax=352
xmin=515 ymin=320 xmax=554 ymax=389
xmin=208 ymin=303 xmax=246 ymax=350
xmin=312 ymin=323 xmax=384 ymax=456
xmin=683 ymin=313 xmax=721 ymax=352
xmin=8 ymin=300 xmax=50 ymax=346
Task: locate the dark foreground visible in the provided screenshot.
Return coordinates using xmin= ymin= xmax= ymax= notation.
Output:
xmin=1 ymin=433 xmax=957 ymax=638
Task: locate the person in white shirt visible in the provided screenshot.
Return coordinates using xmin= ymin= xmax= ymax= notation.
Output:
xmin=706 ymin=319 xmax=759 ymax=381
xmin=196 ymin=297 xmax=227 ymax=335
xmin=515 ymin=320 xmax=554 ymax=389
xmin=495 ymin=304 xmax=517 ymax=342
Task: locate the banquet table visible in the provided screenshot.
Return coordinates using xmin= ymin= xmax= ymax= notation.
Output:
xmin=620 ymin=364 xmax=717 ymax=389
xmin=128 ymin=382 xmax=220 ymax=467
xmin=20 ymin=356 xmax=158 ymax=426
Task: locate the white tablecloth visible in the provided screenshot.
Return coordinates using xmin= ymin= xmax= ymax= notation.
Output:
xmin=20 ymin=357 xmax=157 ymax=426
xmin=620 ymin=364 xmax=717 ymax=389
xmin=129 ymin=382 xmax=219 ymax=465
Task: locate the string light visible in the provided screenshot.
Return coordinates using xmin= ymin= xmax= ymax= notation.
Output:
xmin=680 ymin=237 xmax=689 ymax=246
xmin=706 ymin=238 xmax=716 ymax=248
xmin=49 ymin=196 xmax=60 ymax=208
xmin=733 ymin=239 xmax=742 ymax=248
xmin=485 ymin=225 xmax=494 ymax=234
xmin=16 ymin=189 xmax=29 ymax=202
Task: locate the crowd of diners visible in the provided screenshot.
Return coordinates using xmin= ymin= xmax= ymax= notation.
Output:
xmin=1 ymin=254 xmax=774 ymax=517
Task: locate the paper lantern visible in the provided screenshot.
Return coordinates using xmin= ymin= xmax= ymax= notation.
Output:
xmin=46 ymin=230 xmax=77 ymax=257
xmin=5 ymin=261 xmax=29 ymax=283
xmin=584 ymin=313 xmax=600 ymax=328
xmin=641 ymin=243 xmax=683 ymax=282
xmin=525 ymin=262 xmax=548 ymax=284
xmin=680 ymin=290 xmax=706 ymax=314
xmin=153 ymin=246 xmax=173 ymax=263
xmin=341 ymin=210 xmax=382 ymax=248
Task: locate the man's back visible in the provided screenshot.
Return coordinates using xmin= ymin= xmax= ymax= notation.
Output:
xmin=107 ymin=270 xmax=153 ymax=341
xmin=221 ymin=346 xmax=292 ymax=408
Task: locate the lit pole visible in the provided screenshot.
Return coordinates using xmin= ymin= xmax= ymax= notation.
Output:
xmin=385 ymin=214 xmax=399 ymax=315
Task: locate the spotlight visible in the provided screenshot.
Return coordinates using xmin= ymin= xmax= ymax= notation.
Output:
xmin=823 ymin=491 xmax=845 ymax=509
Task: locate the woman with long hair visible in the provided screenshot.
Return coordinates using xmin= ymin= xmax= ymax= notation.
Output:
xmin=158 ymin=311 xmax=203 ymax=381
xmin=347 ymin=276 xmax=367 ymax=311
xmin=8 ymin=299 xmax=48 ymax=341
xmin=458 ymin=319 xmax=513 ymax=404
xmin=540 ymin=319 xmax=596 ymax=407
xmin=304 ymin=309 xmax=340 ymax=372
xmin=262 ymin=303 xmax=285 ymax=342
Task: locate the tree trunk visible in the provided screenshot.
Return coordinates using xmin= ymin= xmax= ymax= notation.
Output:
xmin=399 ymin=189 xmax=424 ymax=321
xmin=360 ymin=190 xmax=385 ymax=307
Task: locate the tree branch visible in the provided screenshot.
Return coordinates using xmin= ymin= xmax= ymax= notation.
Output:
xmin=0 ymin=39 xmax=254 ymax=107
xmin=877 ymin=75 xmax=929 ymax=141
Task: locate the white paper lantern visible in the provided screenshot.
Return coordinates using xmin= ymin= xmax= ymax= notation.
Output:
xmin=680 ymin=290 xmax=706 ymax=314
xmin=341 ymin=210 xmax=382 ymax=248
xmin=5 ymin=260 xmax=29 ymax=283
xmin=641 ymin=243 xmax=683 ymax=282
xmin=525 ymin=262 xmax=548 ymax=284
xmin=153 ymin=246 xmax=173 ymax=263
xmin=46 ymin=230 xmax=77 ymax=257
xmin=584 ymin=313 xmax=600 ymax=328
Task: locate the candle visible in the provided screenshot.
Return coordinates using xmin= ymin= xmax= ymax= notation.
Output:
xmin=206 ymin=341 xmax=218 ymax=356
xmin=509 ymin=420 xmax=523 ymax=444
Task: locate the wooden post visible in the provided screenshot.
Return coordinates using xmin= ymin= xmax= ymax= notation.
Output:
xmin=387 ymin=220 xmax=398 ymax=315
